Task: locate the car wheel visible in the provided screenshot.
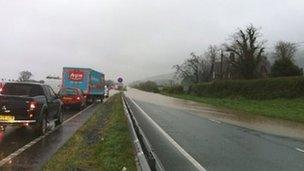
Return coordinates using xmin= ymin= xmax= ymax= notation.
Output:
xmin=81 ymin=103 xmax=87 ymax=110
xmin=55 ymin=107 xmax=63 ymax=126
xmin=35 ymin=115 xmax=47 ymax=135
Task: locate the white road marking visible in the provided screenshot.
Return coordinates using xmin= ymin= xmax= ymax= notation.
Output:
xmin=296 ymin=148 xmax=304 ymax=153
xmin=0 ymin=104 xmax=95 ymax=167
xmin=209 ymin=119 xmax=221 ymax=124
xmin=129 ymin=97 xmax=207 ymax=171
xmin=63 ymin=105 xmax=93 ymax=124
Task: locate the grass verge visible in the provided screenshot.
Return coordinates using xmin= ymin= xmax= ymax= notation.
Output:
xmin=164 ymin=93 xmax=304 ymax=123
xmin=43 ymin=93 xmax=136 ymax=171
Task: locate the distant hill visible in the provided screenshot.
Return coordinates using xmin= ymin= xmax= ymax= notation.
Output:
xmin=142 ymin=73 xmax=174 ymax=81
xmin=130 ymin=73 xmax=181 ymax=86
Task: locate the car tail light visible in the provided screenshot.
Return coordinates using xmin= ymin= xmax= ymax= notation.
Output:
xmin=28 ymin=101 xmax=37 ymax=118
xmin=29 ymin=101 xmax=37 ymax=110
xmin=76 ymin=96 xmax=81 ymax=100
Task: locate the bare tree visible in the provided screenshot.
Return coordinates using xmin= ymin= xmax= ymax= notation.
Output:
xmin=225 ymin=24 xmax=265 ymax=79
xmin=18 ymin=71 xmax=33 ymax=82
xmin=271 ymin=41 xmax=303 ymax=77
xmin=174 ymin=52 xmax=211 ymax=84
xmin=174 ymin=53 xmax=200 ymax=83
xmin=273 ymin=41 xmax=297 ymax=61
xmin=205 ymin=45 xmax=219 ymax=79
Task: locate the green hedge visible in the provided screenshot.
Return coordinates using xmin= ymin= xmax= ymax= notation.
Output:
xmin=133 ymin=81 xmax=160 ymax=93
xmin=189 ymin=76 xmax=304 ymax=99
xmin=162 ymin=85 xmax=184 ymax=94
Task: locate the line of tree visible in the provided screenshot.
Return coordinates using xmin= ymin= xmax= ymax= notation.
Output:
xmin=174 ymin=24 xmax=303 ymax=84
xmin=18 ymin=70 xmax=33 ymax=82
xmin=16 ymin=70 xmax=44 ymax=83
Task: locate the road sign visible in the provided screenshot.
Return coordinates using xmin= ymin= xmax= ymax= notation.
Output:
xmin=117 ymin=77 xmax=123 ymax=83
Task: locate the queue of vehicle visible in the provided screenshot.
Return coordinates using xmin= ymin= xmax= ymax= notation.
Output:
xmin=0 ymin=67 xmax=107 ymax=135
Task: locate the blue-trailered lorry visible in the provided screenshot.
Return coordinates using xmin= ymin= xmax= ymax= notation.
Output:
xmin=62 ymin=67 xmax=105 ymax=103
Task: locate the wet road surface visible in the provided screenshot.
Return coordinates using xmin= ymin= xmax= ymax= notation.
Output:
xmin=0 ymin=108 xmax=78 ymax=159
xmin=125 ymin=89 xmax=304 ymax=171
xmin=0 ymin=105 xmax=98 ymax=170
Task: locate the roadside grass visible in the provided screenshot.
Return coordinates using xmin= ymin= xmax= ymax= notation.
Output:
xmin=43 ymin=93 xmax=136 ymax=171
xmin=164 ymin=93 xmax=304 ymax=123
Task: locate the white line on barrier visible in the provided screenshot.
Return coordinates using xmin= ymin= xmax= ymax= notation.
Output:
xmin=62 ymin=104 xmax=93 ymax=124
xmin=129 ymin=97 xmax=207 ymax=171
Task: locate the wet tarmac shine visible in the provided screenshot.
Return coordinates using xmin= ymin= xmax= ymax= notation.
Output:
xmin=0 ymin=105 xmax=98 ymax=170
xmin=125 ymin=89 xmax=304 ymax=171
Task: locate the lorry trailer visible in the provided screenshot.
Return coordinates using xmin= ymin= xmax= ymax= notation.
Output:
xmin=62 ymin=67 xmax=105 ymax=103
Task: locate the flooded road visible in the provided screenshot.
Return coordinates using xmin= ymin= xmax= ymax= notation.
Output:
xmin=127 ymin=88 xmax=304 ymax=140
xmin=125 ymin=88 xmax=304 ymax=171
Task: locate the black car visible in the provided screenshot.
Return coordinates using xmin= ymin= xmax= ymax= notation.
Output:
xmin=0 ymin=82 xmax=63 ymax=135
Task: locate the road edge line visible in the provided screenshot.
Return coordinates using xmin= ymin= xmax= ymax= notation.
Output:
xmin=129 ymin=97 xmax=207 ymax=171
xmin=0 ymin=104 xmax=95 ymax=167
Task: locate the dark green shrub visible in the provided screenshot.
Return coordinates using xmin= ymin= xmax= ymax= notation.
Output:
xmin=189 ymin=77 xmax=304 ymax=99
xmin=162 ymin=85 xmax=184 ymax=94
xmin=133 ymin=81 xmax=160 ymax=93
xmin=271 ymin=59 xmax=303 ymax=77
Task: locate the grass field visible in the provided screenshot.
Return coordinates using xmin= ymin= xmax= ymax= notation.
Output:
xmin=44 ymin=93 xmax=136 ymax=171
xmin=165 ymin=93 xmax=304 ymax=123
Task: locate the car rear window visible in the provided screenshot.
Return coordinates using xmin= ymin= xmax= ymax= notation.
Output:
xmin=59 ymin=88 xmax=78 ymax=95
xmin=1 ymin=83 xmax=44 ymax=97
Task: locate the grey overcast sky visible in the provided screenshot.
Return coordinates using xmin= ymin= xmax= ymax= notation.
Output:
xmin=0 ymin=0 xmax=303 ymax=82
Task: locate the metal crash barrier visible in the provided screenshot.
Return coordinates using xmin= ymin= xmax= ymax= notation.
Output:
xmin=122 ymin=94 xmax=164 ymax=171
